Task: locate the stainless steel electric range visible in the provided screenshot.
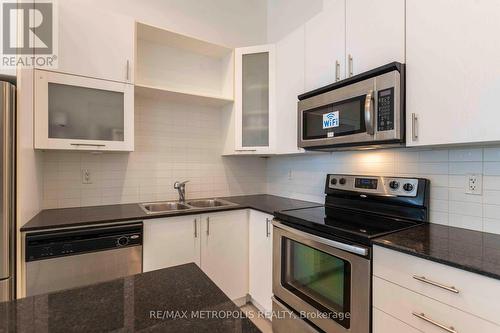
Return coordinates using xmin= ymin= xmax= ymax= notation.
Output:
xmin=272 ymin=174 xmax=430 ymax=333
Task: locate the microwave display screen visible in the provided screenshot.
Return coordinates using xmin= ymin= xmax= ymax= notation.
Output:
xmin=302 ymin=95 xmax=366 ymax=140
xmin=377 ymin=88 xmax=394 ymax=132
xmin=355 ymin=178 xmax=378 ymax=189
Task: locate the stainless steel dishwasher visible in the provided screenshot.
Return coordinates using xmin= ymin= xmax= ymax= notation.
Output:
xmin=26 ymin=223 xmax=143 ymax=297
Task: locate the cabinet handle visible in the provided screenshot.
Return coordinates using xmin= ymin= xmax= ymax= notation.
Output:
xmin=411 ymin=113 xmax=419 ymax=140
xmin=412 ymin=312 xmax=457 ymax=333
xmin=70 ymin=143 xmax=106 ymax=147
xmin=194 ymin=218 xmax=198 ymax=238
xmin=206 ymin=217 xmax=210 ymax=236
xmin=412 ymin=275 xmax=459 ymax=294
xmin=335 ymin=60 xmax=340 ymax=82
xmin=348 ymin=54 xmax=353 ymax=77
xmin=126 ymin=60 xmax=130 ymax=81
xmin=235 ymin=149 xmax=257 ymax=152
xmin=266 ymin=218 xmax=271 ymax=238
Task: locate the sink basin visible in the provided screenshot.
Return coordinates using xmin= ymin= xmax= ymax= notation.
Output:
xmin=186 ymin=199 xmax=236 ymax=208
xmin=140 ymin=202 xmax=191 ymax=214
xmin=139 ymin=198 xmax=237 ymax=214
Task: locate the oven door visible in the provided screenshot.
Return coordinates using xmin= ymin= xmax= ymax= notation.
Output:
xmin=272 ymin=221 xmax=370 ymax=333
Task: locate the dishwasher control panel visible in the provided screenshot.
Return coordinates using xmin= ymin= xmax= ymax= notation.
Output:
xmin=26 ymin=223 xmax=143 ymax=261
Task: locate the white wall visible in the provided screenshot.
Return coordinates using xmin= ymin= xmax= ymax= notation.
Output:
xmin=41 ymin=97 xmax=267 ymax=209
xmin=267 ymin=147 xmax=500 ymax=234
xmin=86 ymin=0 xmax=268 ymax=47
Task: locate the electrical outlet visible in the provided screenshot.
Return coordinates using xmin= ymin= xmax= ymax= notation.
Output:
xmin=465 ymin=174 xmax=482 ymax=195
xmin=82 ymin=169 xmax=92 ymax=184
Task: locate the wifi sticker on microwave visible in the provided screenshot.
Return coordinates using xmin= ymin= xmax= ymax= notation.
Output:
xmin=323 ymin=111 xmax=339 ymax=129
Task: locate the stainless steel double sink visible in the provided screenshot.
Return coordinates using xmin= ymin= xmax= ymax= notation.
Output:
xmin=139 ymin=199 xmax=237 ymax=214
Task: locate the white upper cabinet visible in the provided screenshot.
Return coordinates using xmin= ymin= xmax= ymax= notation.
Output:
xmin=41 ymin=0 xmax=134 ymax=83
xmin=406 ymin=0 xmax=500 ymax=147
xmin=234 ymin=45 xmax=276 ymax=154
xmin=305 ymin=0 xmax=346 ymax=91
xmin=345 ymin=0 xmax=405 ymax=77
xmin=275 ymin=26 xmax=305 ymax=155
xmin=34 ymin=70 xmax=134 ymax=151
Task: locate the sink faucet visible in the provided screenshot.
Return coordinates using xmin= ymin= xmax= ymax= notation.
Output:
xmin=174 ymin=180 xmax=189 ymax=202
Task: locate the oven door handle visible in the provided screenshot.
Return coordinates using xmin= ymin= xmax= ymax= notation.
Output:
xmin=272 ymin=220 xmax=369 ymax=257
xmin=364 ymin=90 xmax=375 ymax=135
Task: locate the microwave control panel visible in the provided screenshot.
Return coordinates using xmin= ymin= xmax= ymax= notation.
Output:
xmin=377 ymin=87 xmax=394 ymax=132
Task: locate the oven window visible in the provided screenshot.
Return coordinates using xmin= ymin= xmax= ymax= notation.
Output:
xmin=302 ymin=95 xmax=366 ymax=140
xmin=281 ymin=238 xmax=351 ymax=328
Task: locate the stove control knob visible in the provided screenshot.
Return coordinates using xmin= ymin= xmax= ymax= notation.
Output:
xmin=339 ymin=178 xmax=347 ymax=185
xmin=330 ymin=178 xmax=337 ymax=185
xmin=403 ymin=183 xmax=414 ymax=192
xmin=389 ymin=180 xmax=400 ymax=190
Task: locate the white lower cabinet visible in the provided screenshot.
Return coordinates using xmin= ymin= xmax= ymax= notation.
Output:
xmin=373 ymin=307 xmax=421 ymax=333
xmin=143 ymin=211 xmax=248 ymax=301
xmin=373 ymin=245 xmax=500 ymax=333
xmin=373 ymin=276 xmax=500 ymax=333
xmin=143 ymin=215 xmax=201 ymax=272
xmin=248 ymin=210 xmax=273 ymax=314
xmin=200 ymin=210 xmax=249 ymax=301
xmin=144 ymin=209 xmax=274 ymax=305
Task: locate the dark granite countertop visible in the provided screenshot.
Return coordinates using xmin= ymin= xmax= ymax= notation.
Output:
xmin=21 ymin=194 xmax=321 ymax=232
xmin=373 ymin=223 xmax=500 ymax=280
xmin=0 ymin=263 xmax=261 ymax=332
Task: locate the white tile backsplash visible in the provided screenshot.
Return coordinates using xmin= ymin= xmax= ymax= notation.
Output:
xmin=41 ymin=97 xmax=267 ymax=209
xmin=39 ymin=102 xmax=500 ymax=236
xmin=267 ymin=147 xmax=500 ymax=235
xmin=483 ymin=148 xmax=500 ymax=161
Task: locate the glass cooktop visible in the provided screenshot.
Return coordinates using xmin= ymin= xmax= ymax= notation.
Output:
xmin=274 ymin=206 xmax=424 ymax=246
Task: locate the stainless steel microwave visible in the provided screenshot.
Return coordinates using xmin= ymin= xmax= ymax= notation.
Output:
xmin=298 ymin=62 xmax=405 ymax=150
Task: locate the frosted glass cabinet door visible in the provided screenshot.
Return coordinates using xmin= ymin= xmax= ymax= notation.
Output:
xmin=242 ymin=52 xmax=269 ymax=147
xmin=34 ymin=70 xmax=134 ymax=151
xmin=48 ymin=83 xmax=124 ymax=141
xmin=235 ymin=45 xmax=275 ymax=153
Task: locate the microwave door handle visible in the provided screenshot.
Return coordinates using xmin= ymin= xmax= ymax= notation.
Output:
xmin=364 ymin=90 xmax=375 ymax=135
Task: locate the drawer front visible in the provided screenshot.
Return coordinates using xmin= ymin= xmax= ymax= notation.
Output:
xmin=373 ymin=276 xmax=500 ymax=333
xmin=374 ymin=245 xmax=500 ymax=325
xmin=272 ymin=297 xmax=319 ymax=333
xmin=373 ymin=307 xmax=421 ymax=333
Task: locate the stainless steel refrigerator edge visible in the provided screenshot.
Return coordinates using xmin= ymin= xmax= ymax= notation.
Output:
xmin=0 ymin=80 xmax=16 ymax=302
